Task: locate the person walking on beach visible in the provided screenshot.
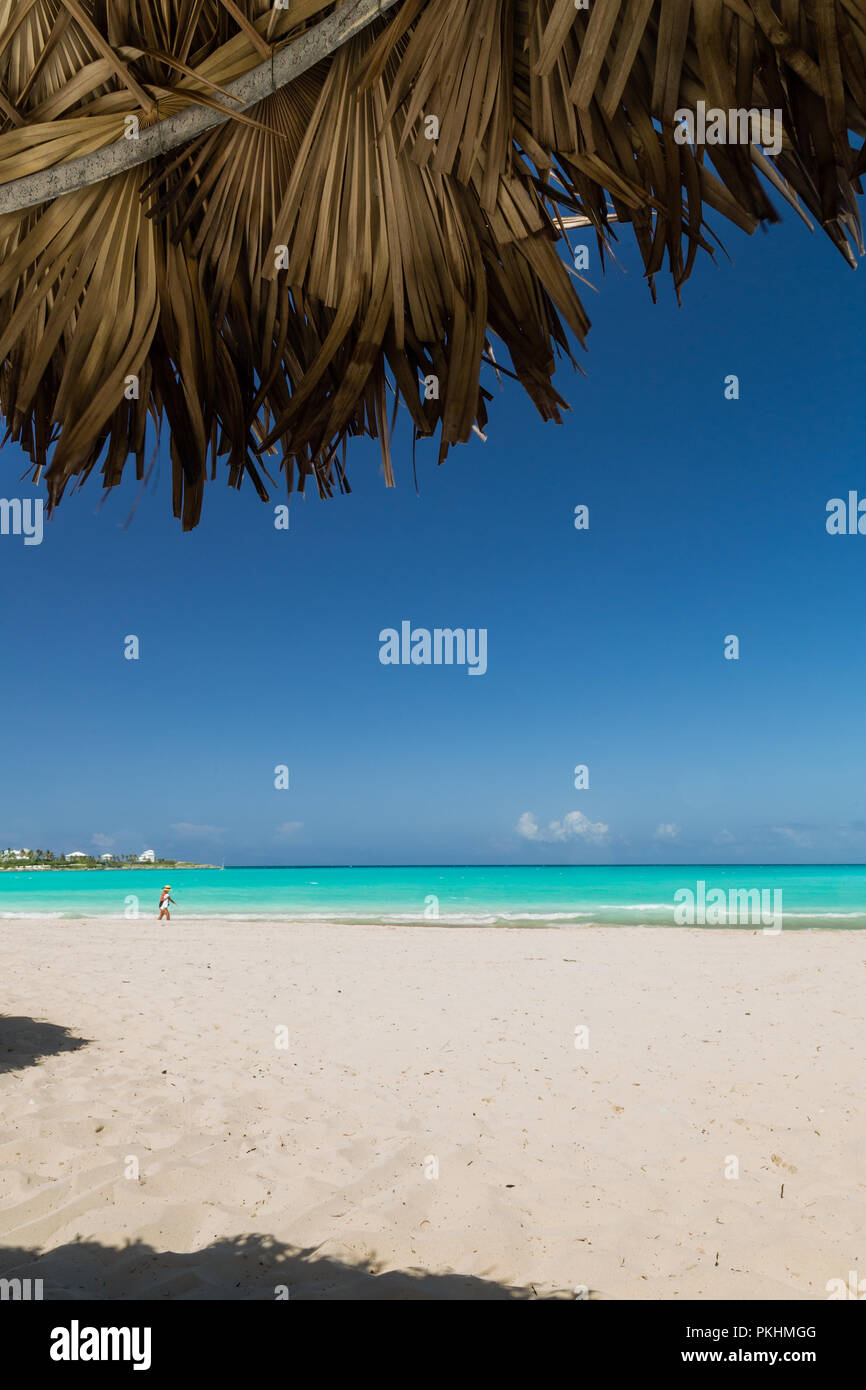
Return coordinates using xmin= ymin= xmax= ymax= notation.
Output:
xmin=158 ymin=885 xmax=175 ymax=921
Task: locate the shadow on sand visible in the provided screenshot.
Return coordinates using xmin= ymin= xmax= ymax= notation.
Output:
xmin=0 ymin=1015 xmax=89 ymax=1074
xmin=0 ymin=1234 xmax=583 ymax=1300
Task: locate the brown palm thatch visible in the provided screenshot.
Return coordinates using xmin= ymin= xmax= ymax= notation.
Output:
xmin=0 ymin=0 xmax=863 ymax=528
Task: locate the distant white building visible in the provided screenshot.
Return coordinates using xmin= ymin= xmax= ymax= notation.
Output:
xmin=138 ymin=850 xmax=156 ymax=863
xmin=99 ymin=853 xmax=114 ymax=861
xmin=65 ymin=851 xmax=87 ymax=860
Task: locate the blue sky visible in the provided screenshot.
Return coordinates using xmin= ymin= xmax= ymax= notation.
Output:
xmin=1 ymin=203 xmax=865 ymax=865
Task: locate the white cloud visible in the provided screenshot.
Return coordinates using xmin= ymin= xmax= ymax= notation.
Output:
xmin=654 ymin=822 xmax=680 ymax=840
xmin=275 ymin=821 xmax=304 ymax=838
xmin=771 ymin=825 xmax=812 ymax=848
xmin=715 ymin=828 xmax=735 ymax=844
xmin=517 ymin=812 xmax=541 ymax=840
xmin=517 ymin=810 xmax=609 ymax=844
xmin=91 ymin=832 xmax=115 ymax=848
xmin=170 ymin=822 xmax=225 ymax=839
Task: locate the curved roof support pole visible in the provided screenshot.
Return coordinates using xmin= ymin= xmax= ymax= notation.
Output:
xmin=0 ymin=0 xmax=403 ymax=215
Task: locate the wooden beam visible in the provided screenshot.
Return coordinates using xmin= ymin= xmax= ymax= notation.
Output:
xmin=0 ymin=0 xmax=403 ymax=215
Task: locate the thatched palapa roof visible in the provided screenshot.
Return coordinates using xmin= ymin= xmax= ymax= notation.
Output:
xmin=0 ymin=0 xmax=864 ymax=527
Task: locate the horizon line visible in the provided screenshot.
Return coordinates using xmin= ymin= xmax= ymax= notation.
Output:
xmin=126 ymin=861 xmax=866 ymax=870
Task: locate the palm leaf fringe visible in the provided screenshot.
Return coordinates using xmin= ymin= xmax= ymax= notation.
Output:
xmin=0 ymin=0 xmax=863 ymax=527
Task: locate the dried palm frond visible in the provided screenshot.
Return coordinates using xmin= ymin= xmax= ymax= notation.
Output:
xmin=0 ymin=0 xmax=863 ymax=528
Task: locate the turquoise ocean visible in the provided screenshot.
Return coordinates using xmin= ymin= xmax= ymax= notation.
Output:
xmin=1 ymin=864 xmax=865 ymax=928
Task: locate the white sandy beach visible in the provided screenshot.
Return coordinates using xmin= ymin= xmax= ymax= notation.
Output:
xmin=1 ymin=918 xmax=864 ymax=1300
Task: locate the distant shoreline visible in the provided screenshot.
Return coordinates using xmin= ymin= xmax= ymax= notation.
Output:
xmin=0 ymin=863 xmax=219 ymax=873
